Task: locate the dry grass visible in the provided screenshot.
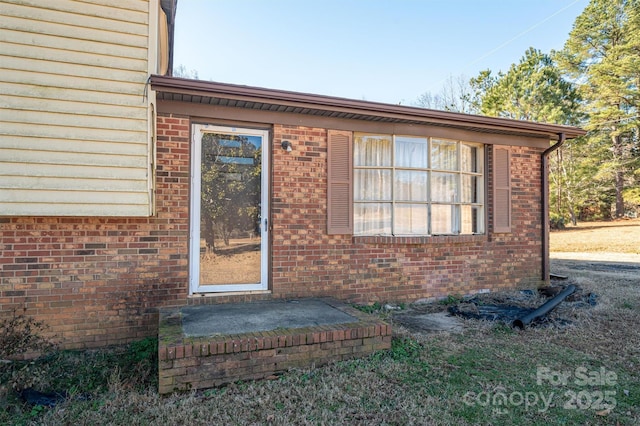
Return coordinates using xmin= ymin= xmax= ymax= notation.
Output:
xmin=550 ymin=218 xmax=640 ymax=254
xmin=6 ymin=261 xmax=638 ymax=425
xmin=199 ymin=242 xmax=261 ymax=285
xmin=548 ymin=260 xmax=640 ymax=367
xmin=11 ymin=260 xmax=640 ymax=426
xmin=3 ymin=224 xmax=639 ymax=424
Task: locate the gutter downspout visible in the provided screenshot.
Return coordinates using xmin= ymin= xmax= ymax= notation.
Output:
xmin=541 ymin=133 xmax=566 ymax=284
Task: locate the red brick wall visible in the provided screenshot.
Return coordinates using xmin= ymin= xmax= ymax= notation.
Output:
xmin=271 ymin=125 xmax=544 ymax=303
xmin=0 ymin=113 xmax=191 ymax=349
xmin=0 ymin=117 xmax=545 ymax=349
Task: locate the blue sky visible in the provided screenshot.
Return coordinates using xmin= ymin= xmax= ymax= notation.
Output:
xmin=173 ymin=0 xmax=589 ymax=105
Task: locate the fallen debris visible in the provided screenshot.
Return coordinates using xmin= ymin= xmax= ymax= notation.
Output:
xmin=513 ymin=285 xmax=576 ymax=329
xmin=447 ymin=303 xmax=533 ymax=323
xmin=447 ymin=284 xmax=596 ymax=328
xmin=550 ymin=273 xmax=568 ymax=280
xmin=20 ymin=388 xmax=66 ymax=407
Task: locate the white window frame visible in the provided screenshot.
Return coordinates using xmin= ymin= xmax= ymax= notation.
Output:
xmin=353 ymin=134 xmax=484 ymax=236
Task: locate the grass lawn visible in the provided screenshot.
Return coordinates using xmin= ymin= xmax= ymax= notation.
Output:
xmin=550 ymin=218 xmax=640 ymax=254
xmin=2 ymin=222 xmax=638 ymax=425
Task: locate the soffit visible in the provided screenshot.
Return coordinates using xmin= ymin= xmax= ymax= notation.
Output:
xmin=151 ymin=76 xmax=587 ymax=141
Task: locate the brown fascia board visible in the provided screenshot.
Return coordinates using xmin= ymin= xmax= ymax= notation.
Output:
xmin=150 ymin=75 xmax=587 ymax=140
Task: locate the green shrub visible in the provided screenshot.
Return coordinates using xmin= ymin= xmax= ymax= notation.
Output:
xmin=438 ymin=294 xmax=462 ymax=306
xmin=352 ymin=302 xmax=382 ymax=314
xmin=0 ymin=309 xmax=56 ymax=360
xmin=0 ymin=309 xmax=57 ymax=392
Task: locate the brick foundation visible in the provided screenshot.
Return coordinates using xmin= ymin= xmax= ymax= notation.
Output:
xmin=158 ymin=301 xmax=391 ymax=394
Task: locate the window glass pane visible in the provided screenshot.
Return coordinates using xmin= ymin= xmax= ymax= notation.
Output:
xmin=354 ymin=135 xmax=392 ymax=167
xmin=461 ymin=175 xmax=471 ymax=203
xmin=431 ymin=172 xmax=457 ymax=202
xmin=475 ymin=207 xmax=485 ymax=233
xmin=431 ymin=204 xmax=459 ymax=234
xmin=461 ymin=205 xmax=473 ymax=234
xmin=353 ymin=136 xmax=484 ymax=237
xmin=394 ymin=204 xmax=428 ymax=235
xmin=354 ymin=203 xmax=391 ymax=235
xmin=460 ymin=143 xmax=478 ymax=173
xmin=461 ymin=175 xmax=481 ymax=203
xmin=431 ymin=139 xmax=457 ymax=170
xmin=476 ymin=145 xmax=484 ymax=174
xmin=395 ymin=170 xmax=428 ymax=201
xmin=354 ymin=169 xmax=391 ymax=201
xmin=461 ymin=205 xmax=485 ymax=234
xmin=395 ymin=137 xmax=428 ymax=168
xmin=476 ymin=176 xmax=484 ymax=204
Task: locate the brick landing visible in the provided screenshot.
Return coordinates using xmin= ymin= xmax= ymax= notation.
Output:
xmin=158 ymin=299 xmax=391 ymax=394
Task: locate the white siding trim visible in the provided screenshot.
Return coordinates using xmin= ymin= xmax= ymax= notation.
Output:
xmin=146 ymin=0 xmax=160 ymax=215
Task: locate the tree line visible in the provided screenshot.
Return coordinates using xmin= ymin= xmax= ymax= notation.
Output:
xmin=416 ymin=0 xmax=640 ymax=224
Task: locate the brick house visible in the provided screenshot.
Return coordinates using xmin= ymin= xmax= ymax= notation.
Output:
xmin=150 ymin=77 xmax=585 ymax=302
xmin=0 ymin=1 xmax=585 ymax=349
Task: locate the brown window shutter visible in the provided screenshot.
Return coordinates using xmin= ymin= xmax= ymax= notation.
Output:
xmin=327 ymin=130 xmax=353 ymax=234
xmin=493 ymin=146 xmax=511 ymax=233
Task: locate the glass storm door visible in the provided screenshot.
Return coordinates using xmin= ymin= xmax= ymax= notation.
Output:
xmin=190 ymin=125 xmax=269 ymax=293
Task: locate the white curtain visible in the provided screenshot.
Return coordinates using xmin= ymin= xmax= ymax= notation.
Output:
xmin=460 ymin=143 xmax=482 ymax=173
xmin=461 ymin=175 xmax=473 ymax=203
xmin=395 ymin=170 xmax=428 ymax=201
xmin=355 ymin=135 xmax=483 ymax=236
xmin=354 ymin=135 xmax=391 ymax=235
xmin=460 ymin=205 xmax=484 ymax=234
xmin=431 ymin=172 xmax=457 ymax=202
xmin=461 ymin=205 xmax=473 ymax=234
xmin=431 ymin=204 xmax=459 ymax=234
xmin=432 ymin=139 xmax=457 ymax=170
xmin=354 ymin=167 xmax=391 ymax=235
xmin=355 ymin=169 xmax=391 ymax=201
xmin=394 ymin=204 xmax=428 ymax=235
xmin=354 ymin=135 xmax=391 ymax=166
xmin=395 ymin=137 xmax=428 ymax=168
xmin=355 ymin=203 xmax=391 ymax=235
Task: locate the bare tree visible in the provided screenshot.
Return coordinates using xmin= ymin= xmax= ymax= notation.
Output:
xmin=415 ymin=74 xmax=476 ymax=114
xmin=173 ymin=64 xmax=199 ymax=79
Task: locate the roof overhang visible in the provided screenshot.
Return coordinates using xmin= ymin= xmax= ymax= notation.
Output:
xmin=150 ymin=75 xmax=587 ymax=141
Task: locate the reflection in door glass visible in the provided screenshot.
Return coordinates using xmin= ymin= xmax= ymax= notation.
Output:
xmin=199 ymin=133 xmax=262 ymax=285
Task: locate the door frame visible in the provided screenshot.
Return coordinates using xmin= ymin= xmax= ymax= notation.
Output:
xmin=189 ymin=124 xmax=269 ymax=294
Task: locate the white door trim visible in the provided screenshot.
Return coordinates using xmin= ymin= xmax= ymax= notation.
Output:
xmin=189 ymin=124 xmax=269 ymax=294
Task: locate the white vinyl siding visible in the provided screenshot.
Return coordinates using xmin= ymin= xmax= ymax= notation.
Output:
xmin=0 ymin=0 xmax=154 ymax=216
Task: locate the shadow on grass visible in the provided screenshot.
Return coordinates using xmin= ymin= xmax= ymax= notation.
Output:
xmin=551 ymin=220 xmax=640 ymax=233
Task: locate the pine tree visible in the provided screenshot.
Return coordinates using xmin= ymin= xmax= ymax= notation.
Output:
xmin=471 ymin=47 xmax=581 ymax=125
xmin=558 ymin=0 xmax=640 ymax=218
xmin=469 ymin=48 xmax=584 ymax=222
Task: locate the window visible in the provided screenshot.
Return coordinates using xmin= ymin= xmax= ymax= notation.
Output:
xmin=353 ymin=134 xmax=484 ymax=236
